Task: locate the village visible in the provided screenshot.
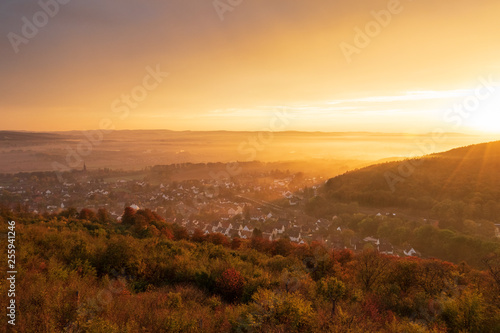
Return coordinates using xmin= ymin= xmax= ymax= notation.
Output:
xmin=0 ymin=164 xmax=446 ymax=258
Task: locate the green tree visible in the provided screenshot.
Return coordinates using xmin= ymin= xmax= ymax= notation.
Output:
xmin=316 ymin=276 xmax=346 ymax=315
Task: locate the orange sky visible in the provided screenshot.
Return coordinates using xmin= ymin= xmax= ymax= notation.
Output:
xmin=1 ymin=0 xmax=500 ymax=133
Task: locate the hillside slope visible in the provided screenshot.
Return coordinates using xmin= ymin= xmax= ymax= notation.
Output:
xmin=2 ymin=206 xmax=499 ymax=332
xmin=324 ymin=140 xmax=500 ymax=222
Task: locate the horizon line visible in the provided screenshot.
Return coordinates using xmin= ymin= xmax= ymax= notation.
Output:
xmin=0 ymin=129 xmax=488 ymax=137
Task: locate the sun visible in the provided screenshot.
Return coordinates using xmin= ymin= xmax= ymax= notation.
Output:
xmin=468 ymin=110 xmax=500 ymax=133
xmin=464 ymin=89 xmax=500 ymax=133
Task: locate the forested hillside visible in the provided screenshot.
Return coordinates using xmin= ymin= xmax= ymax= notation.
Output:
xmin=1 ymin=206 xmax=499 ymax=332
xmin=325 ymin=141 xmax=500 ymax=221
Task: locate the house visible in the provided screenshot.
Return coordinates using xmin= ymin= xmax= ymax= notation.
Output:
xmin=404 ymin=248 xmax=421 ymax=257
xmin=239 ymin=230 xmax=253 ymax=239
xmin=228 ymin=206 xmax=243 ymax=217
xmin=262 ymin=232 xmax=274 ymax=241
xmin=379 ymin=242 xmax=394 ymax=255
xmin=242 ymin=225 xmax=253 ymax=232
xmin=221 ymin=221 xmax=233 ymax=230
xmin=301 ymin=225 xmax=312 ymax=234
xmin=274 ymin=225 xmax=286 ymax=234
xmin=288 ymin=228 xmax=302 ymax=243
xmin=363 ymin=236 xmax=380 ymax=245
xmin=276 ymin=218 xmax=289 ymax=230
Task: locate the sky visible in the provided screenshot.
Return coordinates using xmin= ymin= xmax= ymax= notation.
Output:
xmin=1 ymin=0 xmax=500 ymax=134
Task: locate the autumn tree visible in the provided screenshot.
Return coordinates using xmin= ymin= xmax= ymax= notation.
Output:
xmin=133 ymin=214 xmax=148 ymax=233
xmin=208 ymin=233 xmax=229 ymax=247
xmin=121 ymin=206 xmax=137 ymax=225
xmin=216 ymin=268 xmax=245 ymax=302
xmin=305 ymin=242 xmax=335 ymax=281
xmin=160 ymin=226 xmax=174 ymax=240
xmin=79 ymin=208 xmax=96 ymax=221
xmin=250 ymin=236 xmax=271 ymax=253
xmin=241 ymin=289 xmax=315 ymax=331
xmin=172 ymin=224 xmax=189 ymax=240
xmin=97 ymin=208 xmax=113 ymax=224
xmin=415 ymin=259 xmax=455 ymax=296
xmin=388 ymin=257 xmax=419 ymax=294
xmin=272 ymin=237 xmax=293 ymax=257
xmin=355 ymin=250 xmax=390 ymax=292
xmin=316 ymin=276 xmax=346 ymax=315
xmin=482 ymin=252 xmax=500 ymax=307
xmin=440 ymin=288 xmax=486 ymax=332
xmin=192 ymin=228 xmax=206 ymax=243
xmin=482 ymin=252 xmax=500 ymax=288
xmin=136 ymin=208 xmax=164 ymax=223
xmin=231 ymin=237 xmax=243 ymax=250
xmin=59 ymin=207 xmax=78 ymax=219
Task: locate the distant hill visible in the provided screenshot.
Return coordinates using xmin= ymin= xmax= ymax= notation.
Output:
xmin=324 ymin=140 xmax=500 ymax=222
xmin=0 ymin=131 xmax=64 ymax=141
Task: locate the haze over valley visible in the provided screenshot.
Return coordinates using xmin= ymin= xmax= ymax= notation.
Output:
xmin=0 ymin=130 xmax=494 ymax=175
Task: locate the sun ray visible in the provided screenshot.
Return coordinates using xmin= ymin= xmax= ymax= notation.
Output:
xmin=474 ymin=142 xmax=493 ymax=193
xmin=438 ymin=145 xmax=478 ymax=199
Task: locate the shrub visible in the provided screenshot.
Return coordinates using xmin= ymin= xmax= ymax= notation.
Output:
xmin=240 ymin=289 xmax=316 ymax=332
xmin=216 ymin=268 xmax=245 ymax=303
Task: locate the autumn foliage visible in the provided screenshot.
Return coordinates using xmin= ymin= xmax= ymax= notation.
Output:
xmin=1 ymin=206 xmax=500 ymax=333
xmin=216 ymin=268 xmax=245 ymax=302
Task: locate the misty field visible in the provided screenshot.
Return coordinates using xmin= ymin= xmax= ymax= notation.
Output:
xmin=0 ymin=130 xmax=490 ymax=174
